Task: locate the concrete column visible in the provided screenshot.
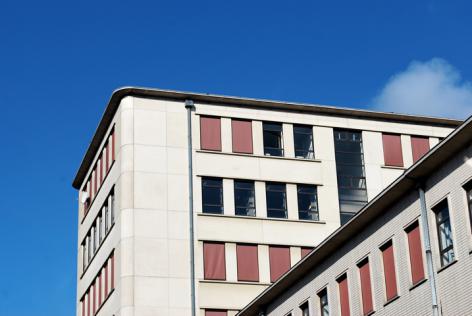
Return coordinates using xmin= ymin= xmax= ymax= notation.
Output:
xmin=283 ymin=123 xmax=295 ymax=158
xmin=286 ymin=183 xmax=299 ymax=220
xmin=223 ymin=179 xmax=235 ymax=216
xmin=221 ymin=117 xmax=232 ymax=153
xmin=258 ymin=245 xmax=271 ymax=283
xmin=255 ymin=181 xmax=267 ymax=218
xmin=401 ymin=135 xmax=413 ymax=167
xmin=290 ymin=246 xmax=302 ymax=266
xmin=252 ymin=121 xmax=264 ymax=155
xmin=225 ymin=243 xmax=238 ymax=282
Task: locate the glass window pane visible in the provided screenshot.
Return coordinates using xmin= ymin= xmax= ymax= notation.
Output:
xmin=202 ymin=178 xmax=223 ymax=214
xmin=234 ymin=180 xmax=256 ymax=216
xmin=263 ymin=122 xmax=283 ymax=156
xmin=294 ymin=125 xmax=314 ymax=159
xmin=266 ymin=183 xmax=287 ymax=218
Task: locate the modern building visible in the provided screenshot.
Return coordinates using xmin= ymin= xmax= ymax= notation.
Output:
xmin=238 ymin=115 xmax=472 ymax=316
xmin=72 ymin=87 xmax=460 ymax=316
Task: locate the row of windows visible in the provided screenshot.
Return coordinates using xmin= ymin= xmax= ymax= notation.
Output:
xmin=202 ymin=177 xmax=320 ymax=221
xmin=82 ymin=189 xmax=115 ymax=272
xmin=203 ymin=242 xmax=313 ymax=283
xmin=80 ymin=252 xmax=115 ymax=316
xmin=82 ymin=127 xmax=115 ymax=218
xmin=382 ymin=133 xmax=431 ymax=167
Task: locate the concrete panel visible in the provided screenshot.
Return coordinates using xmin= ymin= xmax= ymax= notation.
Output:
xmin=198 ymin=282 xmax=268 ymax=310
xmin=134 ymin=172 xmax=167 ymax=210
xmin=134 ymin=109 xmax=167 ymax=146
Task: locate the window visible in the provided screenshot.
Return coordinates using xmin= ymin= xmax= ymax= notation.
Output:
xmin=358 ymin=258 xmax=374 ymax=315
xmin=333 ymin=129 xmax=368 ymax=225
xmin=232 ymin=119 xmax=253 ymax=154
xmin=300 ymin=301 xmax=310 ymax=316
xmin=236 ymin=244 xmax=259 ymax=282
xmin=203 ymin=242 xmax=226 ymax=280
xmin=318 ymin=288 xmax=329 ymax=316
xmin=405 ymin=221 xmax=425 ymax=285
xmin=301 ymin=247 xmax=314 ymax=258
xmin=202 ymin=178 xmax=224 ymax=214
xmin=234 ymin=180 xmax=256 ymax=216
xmin=269 ymin=245 xmax=290 ymax=282
xmin=105 ymin=205 xmax=110 ymax=233
xmin=464 ymin=181 xmax=472 ymax=233
xmin=294 ymin=125 xmax=314 ymax=159
xmin=110 ymin=192 xmax=115 ymax=225
xmin=380 ymin=240 xmax=397 ymax=301
xmin=263 ymin=122 xmax=283 ymax=156
xmin=266 ymin=182 xmax=287 ymax=218
xmin=98 ymin=216 xmax=103 ymax=243
xmin=297 ymin=185 xmax=319 ymax=221
xmin=337 ymin=274 xmax=350 ymax=316
xmin=411 ymin=136 xmax=430 ymax=163
xmin=200 ymin=116 xmax=222 ymax=151
xmin=382 ymin=133 xmax=403 ymax=167
xmin=205 ymin=310 xmax=227 ymax=316
xmin=433 ymin=200 xmax=455 ymax=266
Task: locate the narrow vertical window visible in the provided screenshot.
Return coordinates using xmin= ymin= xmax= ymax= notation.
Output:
xmin=110 ymin=191 xmax=115 ymax=225
xmin=99 ymin=156 xmax=103 ymax=184
xmin=111 ymin=129 xmax=115 ymax=162
xmin=263 ymin=122 xmax=283 ymax=156
xmin=205 ymin=310 xmax=228 ymax=316
xmin=92 ymin=282 xmax=96 ymax=315
xmin=98 ymin=272 xmax=102 ymax=307
xmin=81 ymin=298 xmax=85 ymax=316
xmin=337 ymin=274 xmax=350 ymax=316
xmin=318 ymin=288 xmax=329 ymax=316
xmin=104 ymin=262 xmax=108 ymax=297
xmin=234 ymin=180 xmax=256 ymax=216
xmin=411 ymin=136 xmax=430 ymax=163
xmin=380 ymin=240 xmax=398 ymax=301
xmin=405 ymin=221 xmax=425 ymax=285
xmin=433 ymin=200 xmax=455 ymax=266
xmin=94 ymin=168 xmax=98 ymax=196
xmin=87 ymin=292 xmax=90 ymax=316
xmin=110 ymin=253 xmax=115 ymax=290
xmin=202 ymin=178 xmax=224 ymax=214
xmin=358 ymin=258 xmax=374 ymax=315
xmin=236 ymin=244 xmax=259 ymax=282
xmin=82 ymin=242 xmax=87 ymax=271
xmin=464 ymin=181 xmax=472 ymax=233
xmin=269 ymin=245 xmax=290 ymax=282
xmin=105 ymin=142 xmax=109 ymax=172
xmin=104 ymin=205 xmax=109 ymax=233
xmin=301 ymin=247 xmax=314 ymax=258
xmin=87 ymin=234 xmax=91 ymax=262
xmin=232 ymin=119 xmax=253 ymax=154
xmin=200 ymin=116 xmax=222 ymax=151
xmin=382 ymin=133 xmax=403 ymax=167
xmin=297 ymin=185 xmax=319 ymax=221
xmin=266 ymin=182 xmax=287 ymax=218
xmin=300 ymin=301 xmax=310 ymax=316
xmin=203 ymin=242 xmax=226 ymax=280
xmin=294 ymin=125 xmax=314 ymax=159
xmin=98 ymin=216 xmax=103 ymax=243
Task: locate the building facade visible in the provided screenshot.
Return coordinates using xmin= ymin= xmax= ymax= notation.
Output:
xmin=238 ymin=115 xmax=472 ymax=316
xmin=73 ymin=88 xmax=459 ymax=316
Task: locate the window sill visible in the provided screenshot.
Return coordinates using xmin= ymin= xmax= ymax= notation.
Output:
xmin=383 ymin=295 xmax=400 ymax=307
xmin=200 ymin=279 xmax=271 ymax=286
xmin=437 ymin=259 xmax=458 ymax=273
xmin=381 ymin=165 xmax=406 ymax=170
xmin=196 ymin=149 xmax=322 ymax=163
xmin=197 ymin=212 xmax=327 ymax=224
xmin=409 ymin=278 xmax=427 ymax=291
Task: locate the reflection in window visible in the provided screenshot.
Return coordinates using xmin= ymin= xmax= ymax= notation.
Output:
xmin=297 ymin=185 xmax=319 ymax=221
xmin=318 ymin=288 xmax=329 ymax=316
xmin=300 ymin=301 xmax=310 ymax=316
xmin=433 ymin=200 xmax=455 ymax=266
xmin=294 ymin=125 xmax=314 ymax=159
xmin=333 ymin=129 xmax=368 ymax=225
xmin=263 ymin=122 xmax=284 ymax=157
xmin=266 ymin=182 xmax=287 ymax=218
xmin=202 ymin=178 xmax=224 ymax=214
xmin=234 ymin=180 xmax=256 ymax=216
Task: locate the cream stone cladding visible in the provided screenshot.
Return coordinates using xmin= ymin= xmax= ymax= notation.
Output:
xmin=258 ymin=144 xmax=472 ymax=316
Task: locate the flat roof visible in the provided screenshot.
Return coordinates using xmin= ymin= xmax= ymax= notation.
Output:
xmin=72 ymin=86 xmax=462 ymax=189
xmin=238 ymin=114 xmax=472 ymax=315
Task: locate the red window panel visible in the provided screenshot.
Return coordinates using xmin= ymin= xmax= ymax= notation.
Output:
xmin=337 ymin=274 xmax=350 ymax=316
xmin=381 ymin=241 xmax=398 ymax=301
xmin=87 ymin=292 xmax=90 ymax=316
xmin=104 ymin=263 xmax=108 ymax=297
xmin=236 ymin=244 xmax=259 ymax=282
xmin=406 ymin=222 xmax=425 ymax=284
xmin=205 ymin=310 xmax=228 ymax=316
xmin=358 ymin=259 xmax=374 ymax=315
xmin=269 ymin=246 xmax=291 ymax=282
xmin=94 ymin=169 xmax=98 ymax=196
xmin=105 ymin=142 xmax=109 ymax=173
xmin=98 ymin=272 xmax=102 ymax=307
xmin=200 ymin=116 xmax=222 ymax=151
xmin=204 ymin=242 xmax=226 ymax=280
xmin=382 ymin=134 xmax=404 ymax=167
xmin=92 ymin=282 xmax=96 ymax=315
xmin=411 ymin=136 xmax=430 ymax=163
xmin=301 ymin=247 xmax=314 ymax=258
xmin=232 ymin=119 xmax=253 ymax=154
xmin=88 ymin=178 xmax=93 ymax=202
xmin=111 ymin=130 xmax=115 ymax=162
xmin=110 ymin=253 xmax=115 ymax=290
xmin=81 ymin=299 xmax=85 ymax=316
xmin=99 ymin=156 xmax=103 ymax=184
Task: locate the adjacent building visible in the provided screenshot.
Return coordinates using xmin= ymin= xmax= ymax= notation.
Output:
xmin=72 ymin=87 xmax=460 ymax=316
xmin=238 ymin=115 xmax=472 ymax=316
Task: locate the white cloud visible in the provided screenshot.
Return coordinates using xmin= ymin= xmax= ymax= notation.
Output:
xmin=372 ymin=58 xmax=472 ymax=119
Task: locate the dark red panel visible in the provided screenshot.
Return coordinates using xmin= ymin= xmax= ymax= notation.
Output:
xmin=406 ymin=222 xmax=425 ymax=284
xmin=269 ymin=246 xmax=291 ymax=282
xmin=381 ymin=242 xmax=398 ymax=301
xmin=204 ymin=242 xmax=226 ymax=280
xmin=92 ymin=282 xmax=96 ymax=315
xmin=104 ymin=264 xmax=108 ymax=297
xmin=205 ymin=310 xmax=228 ymax=316
xmin=81 ymin=298 xmax=85 ymax=316
xmin=98 ymin=272 xmax=102 ymax=307
xmin=337 ymin=274 xmax=350 ymax=316
xmin=87 ymin=292 xmax=90 ymax=316
xmin=111 ymin=130 xmax=115 ymax=161
xmin=382 ymin=134 xmax=403 ymax=167
xmin=111 ymin=254 xmax=115 ymax=290
xmin=411 ymin=136 xmax=430 ymax=163
xmin=359 ymin=260 xmax=373 ymax=315
xmin=301 ymin=247 xmax=314 ymax=258
xmin=237 ymin=244 xmax=259 ymax=282
xmin=200 ymin=116 xmax=222 ymax=151
xmin=232 ymin=119 xmax=253 ymax=154
xmin=105 ymin=143 xmax=109 ymax=172
xmin=99 ymin=156 xmax=103 ymax=184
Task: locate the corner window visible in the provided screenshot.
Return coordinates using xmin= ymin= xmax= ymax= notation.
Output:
xmin=266 ymin=182 xmax=287 ymax=218
xmin=297 ymin=185 xmax=319 ymax=221
xmin=433 ymin=200 xmax=455 ymax=266
xmin=318 ymin=288 xmax=329 ymax=316
xmin=263 ymin=122 xmax=284 ymax=156
xmin=294 ymin=125 xmax=314 ymax=159
xmin=234 ymin=180 xmax=256 ymax=216
xmin=202 ymin=178 xmax=224 ymax=214
xmin=464 ymin=181 xmax=472 ymax=233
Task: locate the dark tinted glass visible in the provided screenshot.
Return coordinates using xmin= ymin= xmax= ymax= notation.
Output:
xmin=297 ymin=185 xmax=319 ymax=221
xmin=266 ymin=182 xmax=287 ymax=218
xmin=202 ymin=178 xmax=223 ymax=214
xmin=319 ymin=288 xmax=329 ymax=316
xmin=433 ymin=200 xmax=455 ymax=266
xmin=465 ymin=181 xmax=472 ymax=233
xmin=294 ymin=125 xmax=314 ymax=159
xmin=263 ymin=122 xmax=283 ymax=156
xmin=234 ymin=180 xmax=256 ymax=216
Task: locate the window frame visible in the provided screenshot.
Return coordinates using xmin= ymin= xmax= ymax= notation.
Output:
xmin=293 ymin=124 xmax=315 ymax=159
xmin=464 ymin=180 xmax=472 ymax=233
xmin=405 ymin=220 xmax=425 ymax=285
xmin=317 ymin=287 xmax=330 ymax=316
xmin=202 ymin=177 xmax=224 ymax=214
xmin=263 ymin=122 xmax=284 ymax=157
xmin=299 ymin=300 xmax=310 ymax=316
xmin=234 ymin=180 xmax=256 ymax=216
xmin=265 ymin=182 xmax=288 ymax=219
xmin=357 ymin=257 xmax=374 ymax=315
xmin=432 ymin=199 xmax=455 ymax=267
xmin=297 ymin=184 xmax=319 ymax=221
xmin=380 ymin=239 xmax=398 ymax=302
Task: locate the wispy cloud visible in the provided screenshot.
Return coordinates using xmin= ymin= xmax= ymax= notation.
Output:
xmin=372 ymin=58 xmax=472 ymax=119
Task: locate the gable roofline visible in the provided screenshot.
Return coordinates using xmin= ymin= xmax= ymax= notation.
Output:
xmin=238 ymin=113 xmax=472 ymax=316
xmin=72 ymin=86 xmax=462 ymax=189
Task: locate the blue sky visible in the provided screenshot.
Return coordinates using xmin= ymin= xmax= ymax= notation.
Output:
xmin=1 ymin=1 xmax=471 ymax=315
